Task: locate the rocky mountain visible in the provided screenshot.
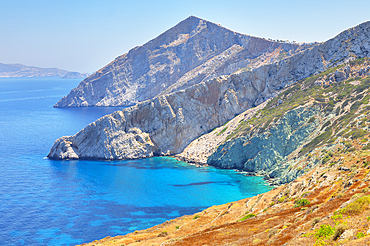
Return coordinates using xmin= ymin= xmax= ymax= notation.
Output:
xmin=0 ymin=63 xmax=89 ymax=78
xmin=54 ymin=16 xmax=312 ymax=107
xmin=48 ymin=20 xmax=370 ymax=163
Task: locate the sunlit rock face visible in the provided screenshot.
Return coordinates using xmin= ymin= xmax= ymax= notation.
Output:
xmin=54 ymin=16 xmax=309 ymax=108
xmin=48 ymin=21 xmax=370 ymax=161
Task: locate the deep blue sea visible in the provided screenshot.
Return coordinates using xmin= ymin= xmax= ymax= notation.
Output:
xmin=0 ymin=77 xmax=273 ymax=245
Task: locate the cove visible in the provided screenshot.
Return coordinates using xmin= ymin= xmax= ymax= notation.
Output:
xmin=0 ymin=78 xmax=273 ymax=245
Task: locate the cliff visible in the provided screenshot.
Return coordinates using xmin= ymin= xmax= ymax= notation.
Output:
xmin=48 ymin=21 xmax=370 ymax=161
xmin=54 ymin=16 xmax=310 ymax=107
xmin=0 ymin=63 xmax=88 ymax=78
xmin=178 ymin=57 xmax=370 ymax=184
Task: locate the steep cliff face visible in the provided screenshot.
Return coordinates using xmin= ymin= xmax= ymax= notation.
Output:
xmin=54 ymin=16 xmax=308 ymax=107
xmin=208 ymin=104 xmax=324 ymax=183
xmin=48 ymin=21 xmax=370 ymax=161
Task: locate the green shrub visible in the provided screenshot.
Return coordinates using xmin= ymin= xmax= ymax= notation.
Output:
xmin=349 ymin=129 xmax=368 ymax=139
xmin=217 ymin=127 xmax=228 ymax=136
xmin=322 ymin=154 xmax=331 ymax=164
xmin=344 ymin=142 xmax=353 ymax=148
xmin=238 ymin=213 xmax=256 ymax=221
xmin=315 ymin=224 xmax=335 ymax=240
xmin=193 ymin=215 xmax=200 ymax=219
xmin=294 ymin=199 xmax=310 ymax=208
xmin=362 ymin=144 xmax=370 ymax=150
xmin=278 ymin=196 xmax=286 ymax=203
xmin=340 ymin=195 xmax=370 ymax=214
xmin=357 ymin=232 xmax=365 ymax=239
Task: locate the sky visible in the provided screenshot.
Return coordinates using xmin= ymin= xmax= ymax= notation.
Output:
xmin=1 ymin=0 xmax=369 ymax=73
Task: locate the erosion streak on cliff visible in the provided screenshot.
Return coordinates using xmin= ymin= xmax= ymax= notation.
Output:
xmin=48 ymin=21 xmax=370 ymax=160
xmin=54 ymin=16 xmax=309 ymax=107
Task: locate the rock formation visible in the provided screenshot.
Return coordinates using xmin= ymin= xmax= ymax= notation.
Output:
xmin=48 ymin=21 xmax=370 ymax=162
xmin=54 ymin=16 xmax=310 ymax=107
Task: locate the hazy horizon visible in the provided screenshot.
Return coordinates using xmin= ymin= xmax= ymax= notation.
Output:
xmin=1 ymin=0 xmax=369 ymax=73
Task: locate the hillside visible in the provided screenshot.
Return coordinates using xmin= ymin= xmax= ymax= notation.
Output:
xmin=54 ymin=16 xmax=311 ymax=107
xmin=79 ymin=58 xmax=370 ymax=246
xmin=48 ymin=20 xmax=370 ymax=161
xmin=0 ymin=63 xmax=88 ymax=78
xmin=179 ymin=58 xmax=370 ymax=185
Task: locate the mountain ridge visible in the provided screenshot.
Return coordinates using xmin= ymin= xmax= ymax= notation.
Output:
xmin=0 ymin=62 xmax=89 ymax=78
xmin=54 ymin=16 xmax=311 ymax=107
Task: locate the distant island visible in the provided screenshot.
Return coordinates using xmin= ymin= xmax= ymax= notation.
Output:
xmin=0 ymin=62 xmax=89 ymax=78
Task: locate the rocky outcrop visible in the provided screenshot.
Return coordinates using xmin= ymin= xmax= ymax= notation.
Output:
xmin=208 ymin=104 xmax=325 ymax=184
xmin=54 ymin=16 xmax=310 ymax=107
xmin=48 ymin=21 xmax=370 ymax=160
xmin=0 ymin=63 xmax=88 ymax=78
xmin=175 ymin=100 xmax=270 ymax=164
xmin=48 ymin=74 xmax=260 ymax=159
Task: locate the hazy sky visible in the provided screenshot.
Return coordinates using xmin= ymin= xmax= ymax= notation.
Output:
xmin=1 ymin=0 xmax=369 ymax=73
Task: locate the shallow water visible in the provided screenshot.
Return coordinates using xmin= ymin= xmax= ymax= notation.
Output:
xmin=0 ymin=78 xmax=273 ymax=245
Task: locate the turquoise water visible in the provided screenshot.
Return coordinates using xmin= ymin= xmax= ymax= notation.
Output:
xmin=0 ymin=78 xmax=273 ymax=245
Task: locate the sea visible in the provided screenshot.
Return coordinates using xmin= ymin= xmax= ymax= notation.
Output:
xmin=0 ymin=77 xmax=273 ymax=245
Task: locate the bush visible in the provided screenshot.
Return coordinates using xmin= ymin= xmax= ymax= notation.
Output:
xmin=357 ymin=232 xmax=365 ymax=239
xmin=322 ymin=154 xmax=331 ymax=164
xmin=341 ymin=195 xmax=370 ymax=214
xmin=238 ymin=213 xmax=256 ymax=221
xmin=193 ymin=215 xmax=200 ymax=219
xmin=278 ymin=196 xmax=286 ymax=203
xmin=217 ymin=126 xmax=228 ymax=136
xmin=362 ymin=144 xmax=370 ymax=150
xmin=294 ymin=199 xmax=311 ymax=207
xmin=315 ymin=224 xmax=335 ymax=240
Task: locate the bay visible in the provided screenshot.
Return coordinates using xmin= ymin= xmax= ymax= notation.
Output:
xmin=0 ymin=77 xmax=272 ymax=245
